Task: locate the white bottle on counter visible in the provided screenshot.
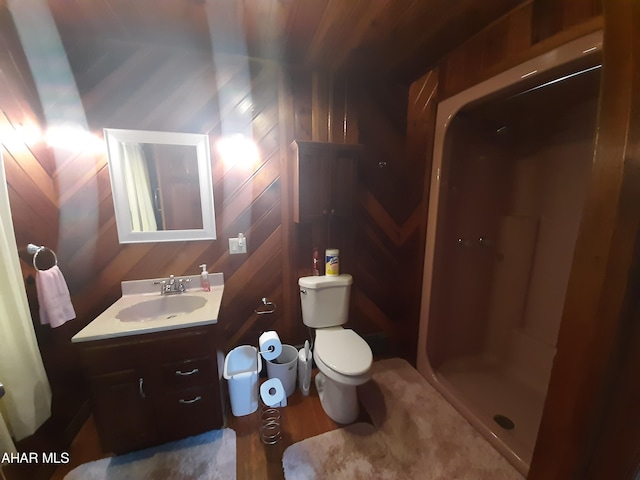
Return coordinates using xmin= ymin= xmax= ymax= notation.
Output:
xmin=200 ymin=264 xmax=210 ymax=292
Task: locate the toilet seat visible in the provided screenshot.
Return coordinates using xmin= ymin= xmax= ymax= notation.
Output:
xmin=315 ymin=327 xmax=373 ymax=377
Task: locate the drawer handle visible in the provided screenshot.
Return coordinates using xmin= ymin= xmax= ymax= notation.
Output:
xmin=179 ymin=396 xmax=202 ymax=405
xmin=175 ymin=368 xmax=199 ymax=376
xmin=138 ymin=377 xmax=146 ymax=398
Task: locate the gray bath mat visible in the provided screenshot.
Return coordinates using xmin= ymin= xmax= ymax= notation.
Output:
xmin=283 ymin=359 xmax=524 ymax=479
xmin=64 ymin=428 xmax=236 ymax=480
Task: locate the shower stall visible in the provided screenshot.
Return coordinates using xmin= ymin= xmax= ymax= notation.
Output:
xmin=417 ymin=32 xmax=603 ymax=476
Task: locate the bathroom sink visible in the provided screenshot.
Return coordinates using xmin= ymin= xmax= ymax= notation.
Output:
xmin=116 ymin=295 xmax=207 ymax=322
xmin=71 ymin=272 xmax=224 ymax=343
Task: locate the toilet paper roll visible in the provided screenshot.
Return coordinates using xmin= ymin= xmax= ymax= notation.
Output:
xmin=258 ymin=331 xmax=282 ymax=361
xmin=260 ymin=378 xmax=285 ymax=407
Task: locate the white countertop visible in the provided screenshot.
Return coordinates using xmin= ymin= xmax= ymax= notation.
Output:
xmin=72 ymin=273 xmax=224 ymax=343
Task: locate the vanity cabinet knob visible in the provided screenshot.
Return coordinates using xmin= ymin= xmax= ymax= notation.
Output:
xmin=175 ymin=368 xmax=199 ymax=376
xmin=179 ymin=396 xmax=202 ymax=405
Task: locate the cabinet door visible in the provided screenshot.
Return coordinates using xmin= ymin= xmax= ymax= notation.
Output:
xmin=90 ymin=370 xmax=157 ymax=454
xmin=296 ymin=147 xmax=332 ymax=221
xmin=328 ymin=151 xmax=357 ymax=217
xmin=293 ymin=141 xmax=361 ymax=222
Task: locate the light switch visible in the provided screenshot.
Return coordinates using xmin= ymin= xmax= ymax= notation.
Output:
xmin=229 ymin=237 xmax=247 ymax=254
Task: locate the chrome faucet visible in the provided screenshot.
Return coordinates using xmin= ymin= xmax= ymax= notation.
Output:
xmin=153 ymin=275 xmax=190 ymax=295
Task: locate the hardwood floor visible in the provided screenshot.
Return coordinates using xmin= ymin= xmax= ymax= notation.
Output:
xmin=51 ymin=371 xmax=368 ymax=479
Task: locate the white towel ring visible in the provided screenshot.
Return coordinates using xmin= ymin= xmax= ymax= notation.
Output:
xmin=27 ymin=243 xmax=58 ymax=271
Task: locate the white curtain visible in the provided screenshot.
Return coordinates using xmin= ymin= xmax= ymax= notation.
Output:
xmin=0 ymin=154 xmax=52 ymax=451
xmin=121 ymin=143 xmax=158 ymax=232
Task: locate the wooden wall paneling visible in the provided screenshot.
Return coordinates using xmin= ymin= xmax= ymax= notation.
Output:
xmin=0 ymin=119 xmax=57 ymax=204
xmin=356 ymin=79 xmax=412 ymax=223
xmin=223 ymin=227 xmax=284 ymax=345
xmin=532 ymin=0 xmax=603 ymax=44
xmin=329 ymin=72 xmax=347 ymax=144
xmin=306 ymin=0 xmax=361 ymax=68
xmin=3 ymin=159 xmax=57 ymax=241
xmin=74 ymin=42 xmax=141 ymax=113
xmin=277 ymin=64 xmax=300 ymax=341
xmin=378 ymin=0 xmax=526 ymax=82
xmin=440 ymin=1 xmax=602 ymax=99
xmin=482 ymin=17 xmax=511 ymax=70
xmin=108 ymin=55 xmax=196 ymax=125
xmin=585 ymin=2 xmax=640 ymax=474
xmin=406 ymin=70 xmax=438 ymax=185
xmin=278 ymin=0 xmax=327 ymax=65
xmin=3 ymin=1 xmax=575 ymax=474
xmin=531 ymin=0 xmax=565 ymax=43
xmin=561 ymin=0 xmax=603 ymax=29
xmin=287 ymin=68 xmax=312 ymax=340
xmin=579 ymin=218 xmax=640 ymax=480
xmin=45 ymin=0 xmax=531 ymax=82
xmin=325 ymin=0 xmax=393 ymax=72
xmin=329 ymin=71 xmax=359 ymax=145
xmin=506 ymin=3 xmax=534 ymax=57
xmin=349 ymin=68 xmax=437 ymax=360
xmin=529 ymin=0 xmax=640 ymax=477
xmin=401 ymin=68 xmax=439 ymax=360
xmin=83 ymin=48 xmax=168 ymax=127
xmin=586 ymin=240 xmax=640 ymax=480
xmin=311 ymin=72 xmax=330 ymax=142
xmin=0 ymin=8 xmax=47 ymax=126
xmin=289 ymin=69 xmax=313 ymax=141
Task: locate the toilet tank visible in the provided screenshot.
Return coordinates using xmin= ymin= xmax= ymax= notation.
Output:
xmin=299 ymin=274 xmax=353 ymax=328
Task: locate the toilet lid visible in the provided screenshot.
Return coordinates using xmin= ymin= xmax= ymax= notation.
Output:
xmin=315 ymin=327 xmax=372 ymax=376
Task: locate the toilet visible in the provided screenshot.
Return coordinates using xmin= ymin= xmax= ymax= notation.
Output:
xmin=299 ymin=274 xmax=372 ymax=424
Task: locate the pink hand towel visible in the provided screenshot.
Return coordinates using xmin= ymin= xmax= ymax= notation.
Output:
xmin=35 ymin=265 xmax=76 ymax=328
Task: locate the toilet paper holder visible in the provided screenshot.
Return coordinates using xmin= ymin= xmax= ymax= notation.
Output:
xmin=254 ymin=297 xmax=276 ymax=315
xmin=256 ymin=329 xmax=284 ymax=445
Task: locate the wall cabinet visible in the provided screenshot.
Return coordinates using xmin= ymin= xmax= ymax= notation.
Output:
xmin=78 ymin=325 xmax=224 ymax=454
xmin=291 ymin=141 xmax=362 ymax=222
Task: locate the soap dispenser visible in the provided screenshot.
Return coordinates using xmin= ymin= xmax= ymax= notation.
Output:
xmin=199 ymin=264 xmax=210 ymax=292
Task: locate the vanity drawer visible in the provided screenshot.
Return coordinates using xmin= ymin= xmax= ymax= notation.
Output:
xmin=161 ymin=357 xmax=213 ymax=390
xmin=81 ymin=341 xmax=141 ymax=376
xmin=149 ymin=328 xmax=213 ymax=361
xmin=156 ymin=385 xmax=221 ymax=441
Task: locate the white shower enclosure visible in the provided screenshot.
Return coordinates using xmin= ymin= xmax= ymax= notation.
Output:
xmin=417 ymin=31 xmax=603 ymax=476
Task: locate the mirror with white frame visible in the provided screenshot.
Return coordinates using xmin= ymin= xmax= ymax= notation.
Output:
xmin=104 ymin=128 xmax=217 ymax=243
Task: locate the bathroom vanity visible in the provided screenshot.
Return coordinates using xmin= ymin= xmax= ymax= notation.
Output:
xmin=72 ymin=274 xmax=225 ymax=454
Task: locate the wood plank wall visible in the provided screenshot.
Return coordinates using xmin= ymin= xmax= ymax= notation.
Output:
xmin=440 ymin=0 xmax=603 ymax=99
xmin=354 ymin=71 xmax=439 ymax=360
xmin=0 ymin=7 xmax=435 ymax=466
xmin=406 ymin=0 xmax=640 ymax=478
xmin=2 ymin=1 xmax=614 ymax=476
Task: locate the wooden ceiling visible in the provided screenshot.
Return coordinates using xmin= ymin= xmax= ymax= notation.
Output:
xmin=44 ymin=0 xmax=526 ymax=83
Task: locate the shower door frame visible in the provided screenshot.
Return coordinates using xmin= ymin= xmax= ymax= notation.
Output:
xmin=416 ymin=30 xmax=603 ymax=476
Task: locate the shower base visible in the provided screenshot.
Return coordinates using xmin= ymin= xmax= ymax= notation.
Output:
xmin=435 ymin=355 xmax=546 ymax=472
